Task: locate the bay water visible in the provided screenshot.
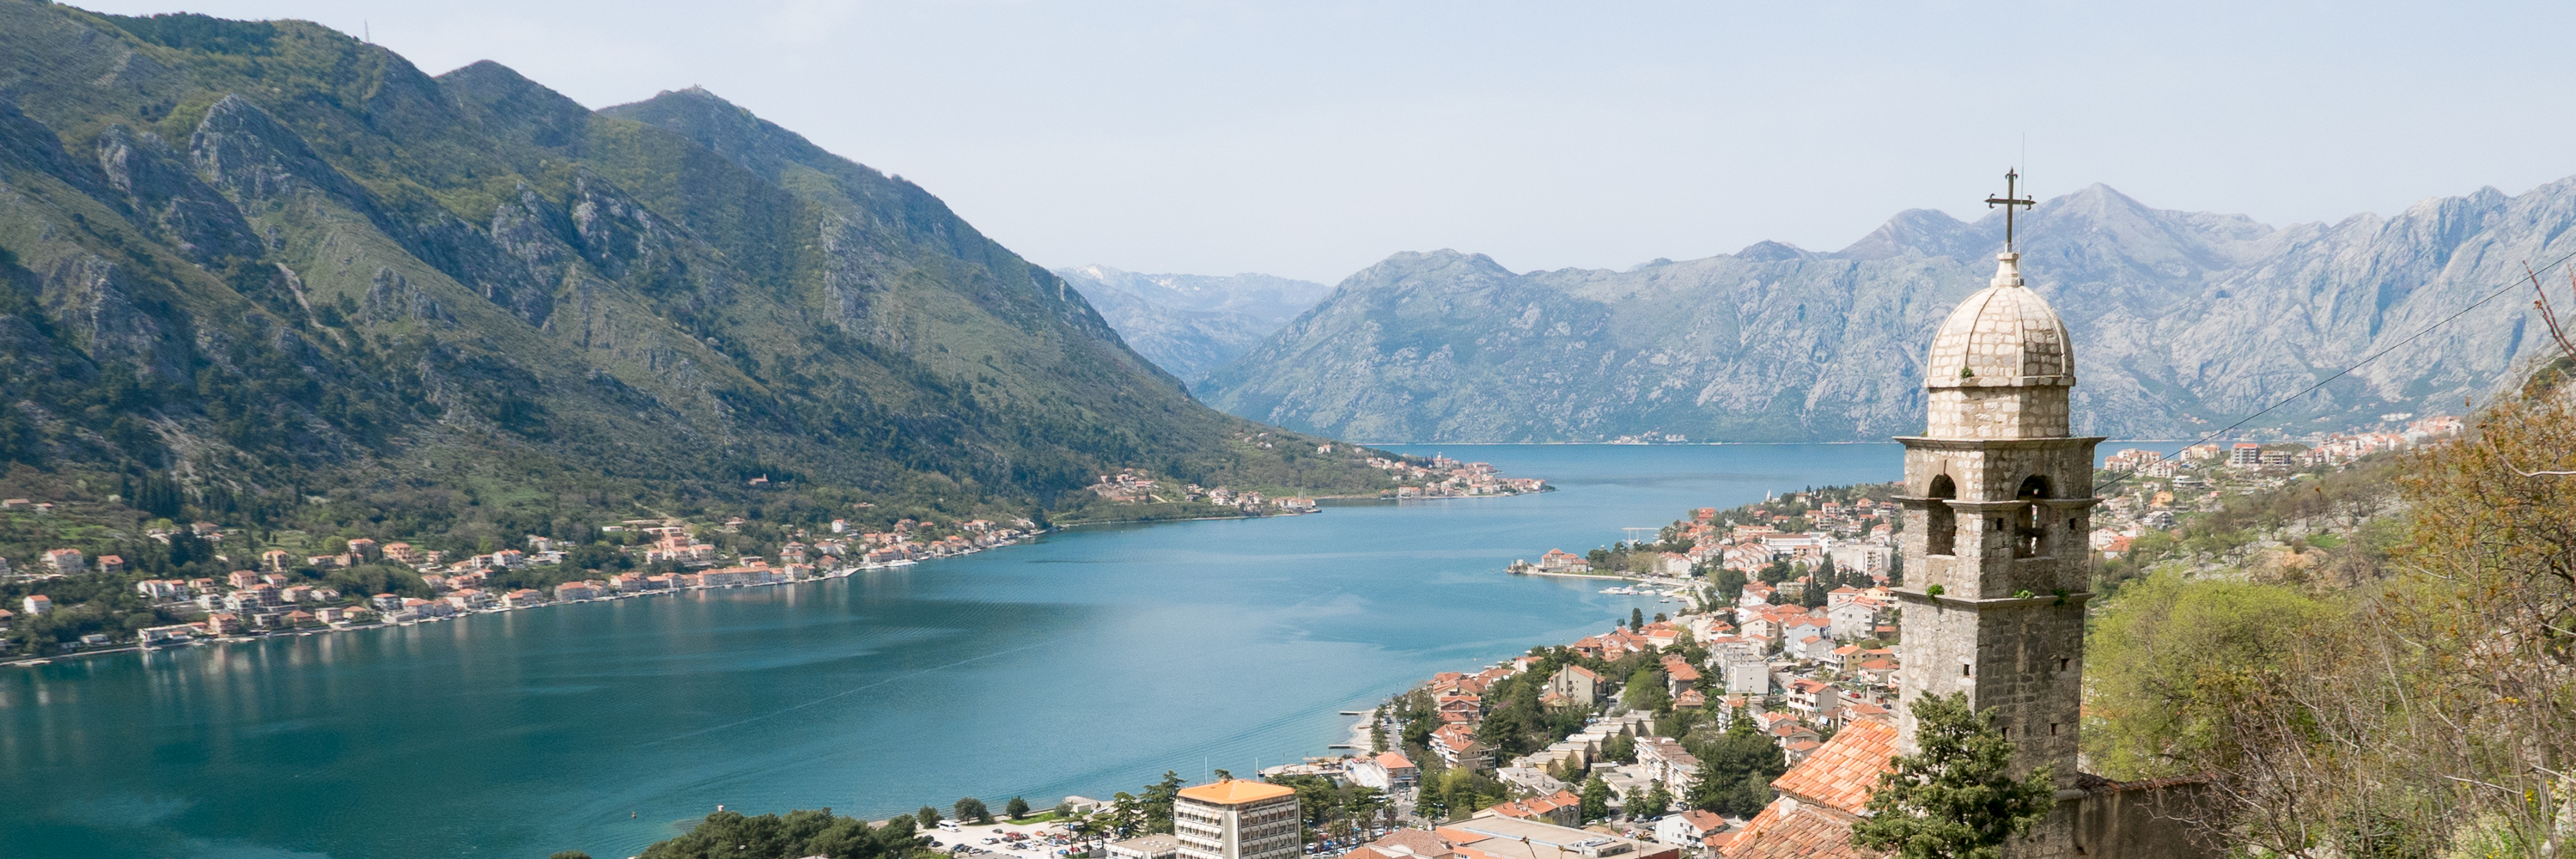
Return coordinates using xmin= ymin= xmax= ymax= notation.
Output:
xmin=0 ymin=443 xmax=1902 ymax=859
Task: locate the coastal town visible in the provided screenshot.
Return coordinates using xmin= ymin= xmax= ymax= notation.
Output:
xmin=1081 ymin=452 xmax=1545 ymax=513
xmin=0 ymin=512 xmax=1043 ymax=661
xmin=0 ymin=451 xmax=1546 ymax=662
xmin=949 ymin=420 xmax=2469 ymax=859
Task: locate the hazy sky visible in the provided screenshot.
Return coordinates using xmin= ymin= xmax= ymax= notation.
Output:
xmin=73 ymin=1 xmax=2576 ymax=283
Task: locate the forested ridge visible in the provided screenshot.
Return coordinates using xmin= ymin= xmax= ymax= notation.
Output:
xmin=2082 ymin=350 xmax=2576 ymax=856
xmin=0 ymin=3 xmax=1398 ymax=596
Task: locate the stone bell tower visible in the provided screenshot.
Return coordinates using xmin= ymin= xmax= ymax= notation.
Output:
xmin=1891 ymin=171 xmax=2099 ymax=790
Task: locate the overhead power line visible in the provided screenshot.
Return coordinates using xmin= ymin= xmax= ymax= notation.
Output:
xmin=2097 ymin=246 xmax=2576 ymax=493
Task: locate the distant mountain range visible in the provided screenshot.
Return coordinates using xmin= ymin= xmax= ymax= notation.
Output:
xmin=1054 ymin=265 xmax=1328 ymax=386
xmin=1195 ymin=182 xmax=2570 ymax=442
xmin=0 ymin=3 xmax=1390 ymax=545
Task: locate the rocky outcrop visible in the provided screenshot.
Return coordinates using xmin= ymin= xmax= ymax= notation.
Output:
xmin=1200 ymin=183 xmax=2571 ymax=442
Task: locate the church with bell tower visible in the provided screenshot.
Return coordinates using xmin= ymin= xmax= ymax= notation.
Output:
xmin=1891 ymin=168 xmax=2095 ymax=786
xmin=1720 ymin=173 xmax=2208 ymax=859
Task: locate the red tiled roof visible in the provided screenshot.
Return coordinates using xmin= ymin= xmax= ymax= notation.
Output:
xmin=1768 ymin=719 xmax=1898 ymax=814
xmin=1719 ymin=795 xmax=1874 ymax=859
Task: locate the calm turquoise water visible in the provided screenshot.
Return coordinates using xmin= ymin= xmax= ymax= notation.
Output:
xmin=0 ymin=444 xmax=1900 ymax=859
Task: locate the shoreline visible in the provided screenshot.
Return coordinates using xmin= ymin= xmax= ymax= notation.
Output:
xmin=0 ymin=537 xmax=1048 ymax=669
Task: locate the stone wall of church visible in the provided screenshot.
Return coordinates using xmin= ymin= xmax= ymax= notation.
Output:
xmin=1894 ymin=594 xmax=2086 ymax=784
xmin=1926 ymin=386 xmax=2073 ymax=439
xmin=2073 ymin=783 xmax=2218 ymax=859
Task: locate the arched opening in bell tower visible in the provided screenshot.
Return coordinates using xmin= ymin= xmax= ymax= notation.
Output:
xmin=1926 ymin=474 xmax=1958 ymax=556
xmin=2013 ymin=475 xmax=2050 ymax=558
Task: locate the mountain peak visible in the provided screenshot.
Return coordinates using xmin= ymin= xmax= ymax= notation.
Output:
xmin=1734 ymin=240 xmax=1808 ymax=262
xmin=1837 ymin=208 xmax=1976 ymax=261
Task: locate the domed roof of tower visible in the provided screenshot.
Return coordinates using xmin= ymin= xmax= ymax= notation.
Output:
xmin=1924 ymin=253 xmax=2074 ymax=389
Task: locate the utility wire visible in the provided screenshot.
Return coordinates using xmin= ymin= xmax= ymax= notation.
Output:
xmin=2096 ymin=246 xmax=2576 ymax=494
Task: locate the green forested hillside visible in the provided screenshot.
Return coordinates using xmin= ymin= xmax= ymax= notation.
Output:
xmin=0 ymin=4 xmax=1392 ymax=562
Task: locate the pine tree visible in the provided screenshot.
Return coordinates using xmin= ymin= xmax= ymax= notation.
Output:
xmin=1848 ymin=693 xmax=2055 ymax=859
xmin=1631 ymin=780 xmax=1672 ymax=819
xmin=1579 ymin=775 xmax=1613 ymax=823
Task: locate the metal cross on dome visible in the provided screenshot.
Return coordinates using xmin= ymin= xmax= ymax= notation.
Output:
xmin=1986 ymin=168 xmax=2036 ymax=252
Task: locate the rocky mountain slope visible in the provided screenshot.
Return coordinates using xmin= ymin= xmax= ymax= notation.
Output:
xmin=1053 ymin=265 xmax=1327 ymax=385
xmin=1199 ymin=182 xmax=2568 ymax=442
xmin=0 ymin=3 xmax=1389 ymax=548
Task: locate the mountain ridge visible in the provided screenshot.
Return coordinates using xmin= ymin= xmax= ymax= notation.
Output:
xmin=1052 ymin=264 xmax=1328 ymax=386
xmin=1199 ymin=181 xmax=2563 ymax=442
xmin=0 ymin=3 xmax=1392 ymax=561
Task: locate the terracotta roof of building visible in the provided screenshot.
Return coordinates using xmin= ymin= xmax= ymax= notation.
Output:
xmin=1178 ymin=780 xmax=1296 ymax=805
xmin=1718 ymin=801 xmax=1873 ymax=859
xmin=1768 ymin=719 xmax=1898 ymax=814
xmin=1376 ymin=752 xmax=1417 ymax=770
xmin=1366 ymin=829 xmax=1456 ymax=859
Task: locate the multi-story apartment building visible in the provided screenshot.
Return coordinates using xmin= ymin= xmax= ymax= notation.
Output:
xmin=1173 ymin=780 xmax=1300 ymax=859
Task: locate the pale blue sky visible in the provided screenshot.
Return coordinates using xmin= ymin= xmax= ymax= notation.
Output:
xmin=71 ymin=1 xmax=2576 ymax=283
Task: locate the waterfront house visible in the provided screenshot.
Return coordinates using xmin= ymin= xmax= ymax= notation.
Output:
xmin=203 ymin=612 xmax=239 ymax=636
xmin=501 ymin=588 xmax=546 ymax=609
xmin=554 ymin=581 xmax=604 ymax=601
xmin=138 ymin=624 xmax=198 ymax=645
xmin=1536 ymin=548 xmax=1591 ymax=573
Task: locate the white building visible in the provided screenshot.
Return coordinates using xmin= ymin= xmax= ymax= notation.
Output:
xmin=1173 ymin=780 xmax=1300 ymax=859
